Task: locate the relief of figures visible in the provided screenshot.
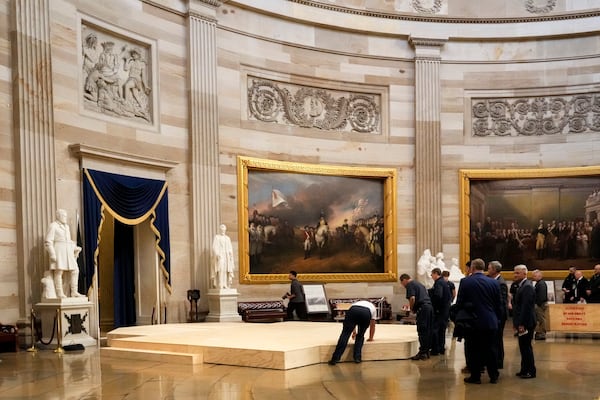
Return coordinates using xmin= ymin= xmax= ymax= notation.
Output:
xmin=81 ymin=29 xmax=152 ymax=123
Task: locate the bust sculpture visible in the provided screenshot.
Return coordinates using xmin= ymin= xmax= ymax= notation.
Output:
xmin=44 ymin=209 xmax=85 ymax=298
xmin=211 ymin=224 xmax=235 ymax=289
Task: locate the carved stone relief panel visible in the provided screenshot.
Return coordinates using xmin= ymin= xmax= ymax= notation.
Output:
xmin=525 ymin=0 xmax=557 ymax=14
xmin=411 ymin=0 xmax=443 ymax=14
xmin=472 ymin=93 xmax=600 ymax=137
xmin=247 ymin=77 xmax=381 ymax=134
xmin=81 ymin=21 xmax=154 ymax=125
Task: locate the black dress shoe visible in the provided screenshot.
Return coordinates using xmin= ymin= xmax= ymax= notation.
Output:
xmin=328 ymin=359 xmax=338 ymax=366
xmin=411 ymin=352 xmax=429 ymax=360
xmin=464 ymin=377 xmax=481 ymax=384
xmin=520 ymin=373 xmax=536 ymax=379
xmin=490 ymin=375 xmax=499 ymax=384
xmin=515 ymin=371 xmax=524 ymax=377
xmin=354 ymin=358 xmax=362 ymax=363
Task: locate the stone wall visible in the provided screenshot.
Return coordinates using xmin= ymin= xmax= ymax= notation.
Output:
xmin=2 ymin=0 xmax=600 ymax=324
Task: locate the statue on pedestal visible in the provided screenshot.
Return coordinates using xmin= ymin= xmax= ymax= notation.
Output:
xmin=44 ymin=209 xmax=85 ymax=299
xmin=211 ymin=224 xmax=235 ymax=289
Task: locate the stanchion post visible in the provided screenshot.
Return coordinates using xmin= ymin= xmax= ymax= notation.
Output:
xmin=26 ymin=308 xmax=37 ymax=353
xmin=54 ymin=308 xmax=64 ymax=354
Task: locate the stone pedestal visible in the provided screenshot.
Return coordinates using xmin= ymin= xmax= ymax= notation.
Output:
xmin=206 ymin=289 xmax=242 ymax=322
xmin=35 ymin=297 xmax=97 ymax=347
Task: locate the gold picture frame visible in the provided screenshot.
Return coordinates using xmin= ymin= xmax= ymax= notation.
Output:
xmin=460 ymin=166 xmax=600 ymax=280
xmin=237 ymin=156 xmax=398 ymax=284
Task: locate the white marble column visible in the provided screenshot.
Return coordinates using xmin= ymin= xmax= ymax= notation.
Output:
xmin=12 ymin=0 xmax=57 ymax=325
xmin=188 ymin=1 xmax=222 ymax=310
xmin=410 ymin=36 xmax=446 ymax=260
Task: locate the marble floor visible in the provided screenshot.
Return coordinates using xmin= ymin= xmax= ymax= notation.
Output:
xmin=0 ymin=331 xmax=599 ymax=399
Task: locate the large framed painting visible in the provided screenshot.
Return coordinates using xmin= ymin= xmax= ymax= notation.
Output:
xmin=459 ymin=167 xmax=600 ymax=279
xmin=237 ymin=156 xmax=398 ymax=284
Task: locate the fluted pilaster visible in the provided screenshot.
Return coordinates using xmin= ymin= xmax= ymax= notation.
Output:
xmin=188 ymin=7 xmax=221 ymax=308
xmin=12 ymin=0 xmax=56 ymax=318
xmin=410 ymin=36 xmax=446 ymax=259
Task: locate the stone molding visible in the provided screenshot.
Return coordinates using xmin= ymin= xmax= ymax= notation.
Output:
xmin=287 ymin=0 xmax=600 ymax=23
xmin=471 ymin=93 xmax=600 ymax=137
xmin=69 ymin=144 xmax=178 ymax=173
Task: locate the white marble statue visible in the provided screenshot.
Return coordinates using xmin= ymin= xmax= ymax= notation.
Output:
xmin=211 ymin=224 xmax=235 ymax=289
xmin=449 ymin=257 xmax=466 ymax=281
xmin=41 ymin=271 xmax=57 ymax=300
xmin=44 ymin=209 xmax=84 ymax=298
xmin=435 ymin=252 xmax=447 ymax=271
xmin=416 ymin=249 xmax=435 ymax=288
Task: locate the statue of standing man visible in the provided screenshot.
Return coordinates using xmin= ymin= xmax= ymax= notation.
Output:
xmin=211 ymin=224 xmax=235 ymax=289
xmin=44 ymin=209 xmax=85 ymax=298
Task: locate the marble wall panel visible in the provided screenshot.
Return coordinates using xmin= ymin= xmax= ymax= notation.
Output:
xmin=5 ymin=0 xmax=600 ymax=323
xmin=440 ymin=54 xmax=600 ymax=263
xmin=219 ymin=14 xmax=414 ymax=303
xmin=42 ymin=0 xmax=191 ymax=321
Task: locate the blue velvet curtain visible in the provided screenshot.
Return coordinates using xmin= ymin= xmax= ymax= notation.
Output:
xmin=113 ymin=221 xmax=136 ymax=327
xmin=82 ymin=169 xmax=172 ymax=297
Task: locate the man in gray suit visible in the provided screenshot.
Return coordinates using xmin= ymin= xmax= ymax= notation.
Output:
xmin=513 ymin=264 xmax=537 ymax=379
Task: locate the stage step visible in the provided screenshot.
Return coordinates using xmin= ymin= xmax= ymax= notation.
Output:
xmin=101 ymin=346 xmax=202 ymax=365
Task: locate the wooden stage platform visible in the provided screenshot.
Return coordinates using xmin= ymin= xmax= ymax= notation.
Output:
xmin=102 ymin=321 xmax=419 ymax=370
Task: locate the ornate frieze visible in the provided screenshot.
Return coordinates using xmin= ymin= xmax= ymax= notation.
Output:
xmin=247 ymin=78 xmax=381 ymax=134
xmin=289 ymin=0 xmax=598 ymax=23
xmin=525 ymin=0 xmax=556 ymax=14
xmin=472 ymin=93 xmax=600 ymax=137
xmin=81 ymin=22 xmax=154 ymax=124
xmin=411 ymin=0 xmax=442 ymax=15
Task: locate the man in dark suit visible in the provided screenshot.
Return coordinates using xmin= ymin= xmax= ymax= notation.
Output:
xmin=532 ymin=269 xmax=548 ymax=340
xmin=456 ymin=258 xmax=502 ymax=384
xmin=513 ymin=264 xmax=537 ymax=379
xmin=573 ymin=270 xmax=589 ymax=303
xmin=587 ymin=264 xmax=600 ymax=303
xmin=487 ymin=260 xmax=508 ymax=369
xmin=429 ymin=267 xmax=451 ymax=356
xmin=400 ymin=273 xmax=433 ymax=360
xmin=562 ymin=266 xmax=577 ymax=303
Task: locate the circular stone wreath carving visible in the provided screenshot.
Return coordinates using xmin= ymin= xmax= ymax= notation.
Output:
xmin=411 ymin=0 xmax=442 ymax=14
xmin=525 ymin=0 xmax=556 ymax=14
xmin=348 ymin=95 xmax=379 ymax=133
xmin=248 ymin=81 xmax=281 ymax=122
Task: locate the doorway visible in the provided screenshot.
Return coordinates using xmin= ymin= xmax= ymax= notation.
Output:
xmin=98 ymin=214 xmax=162 ymax=335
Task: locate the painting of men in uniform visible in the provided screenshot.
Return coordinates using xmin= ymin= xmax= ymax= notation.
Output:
xmin=469 ymin=176 xmax=600 ymax=271
xmin=247 ymin=171 xmax=385 ymax=274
